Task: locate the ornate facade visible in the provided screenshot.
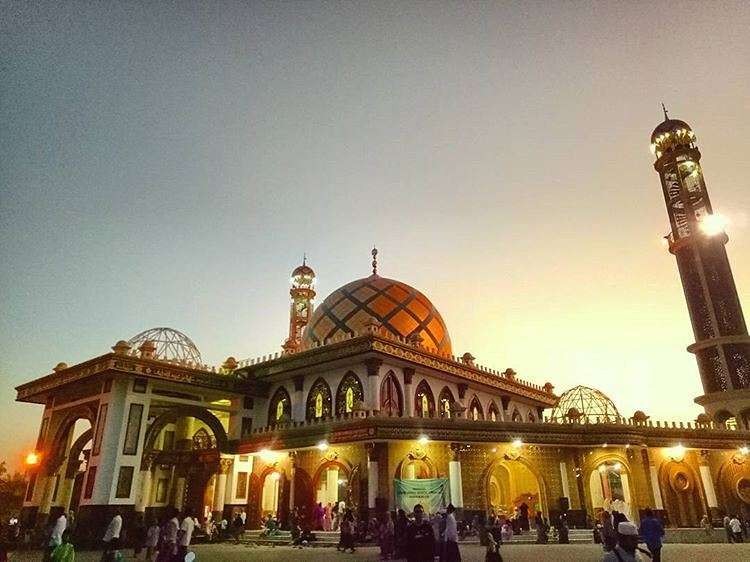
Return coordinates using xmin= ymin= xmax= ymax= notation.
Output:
xmin=15 ymin=116 xmax=750 ymax=541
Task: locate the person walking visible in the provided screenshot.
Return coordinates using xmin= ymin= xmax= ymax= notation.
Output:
xmin=132 ymin=513 xmax=146 ymax=560
xmin=639 ymin=508 xmax=664 ymax=562
xmin=158 ymin=509 xmax=179 ymax=562
xmin=50 ymin=531 xmax=75 ymax=562
xmin=600 ymin=511 xmax=616 ymax=551
xmin=232 ymin=512 xmax=244 ymax=544
xmin=378 ymin=512 xmax=395 ymax=560
xmin=485 ymin=518 xmax=503 ymax=562
xmin=729 ymin=515 xmax=743 ymax=543
xmin=602 ymin=522 xmax=646 ymax=562
xmin=101 ymin=510 xmax=122 ymax=562
xmin=313 ymin=503 xmax=325 ymax=531
xmin=444 ymin=504 xmax=461 ymax=562
xmin=337 ymin=509 xmax=356 ymax=553
xmin=144 ymin=518 xmax=159 ymax=562
xmin=723 ymin=514 xmax=733 ymax=543
xmin=405 ymin=504 xmax=435 ymax=562
xmin=700 ymin=514 xmax=712 ymax=537
xmin=45 ymin=512 xmax=67 ymax=562
xmin=177 ymin=510 xmax=195 ymax=561
xmin=394 ymin=509 xmax=408 ymax=560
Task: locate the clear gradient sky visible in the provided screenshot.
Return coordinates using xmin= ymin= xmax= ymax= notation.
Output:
xmin=2 ymin=1 xmax=749 ymax=471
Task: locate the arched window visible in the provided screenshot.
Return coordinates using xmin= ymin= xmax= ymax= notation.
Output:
xmin=511 ymin=408 xmax=522 ymax=422
xmin=336 ymin=372 xmax=364 ymax=414
xmin=306 ymin=378 xmax=332 ymax=420
xmin=488 ymin=402 xmax=500 ymax=422
xmin=268 ymin=386 xmax=291 ymax=425
xmin=380 ymin=371 xmax=403 ymax=416
xmin=438 ymin=387 xmax=454 ymax=419
xmin=528 ymin=412 xmax=536 ymax=423
xmin=414 ymin=380 xmax=435 ymax=418
xmin=469 ymin=396 xmax=484 ymax=421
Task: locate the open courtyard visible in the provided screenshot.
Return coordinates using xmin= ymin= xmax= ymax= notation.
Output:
xmin=9 ymin=543 xmax=750 ymax=562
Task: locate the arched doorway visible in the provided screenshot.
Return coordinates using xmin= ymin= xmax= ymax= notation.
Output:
xmin=485 ymin=459 xmax=544 ymax=526
xmin=261 ymin=470 xmax=282 ymax=517
xmin=313 ymin=460 xmax=351 ymax=508
xmin=588 ymin=459 xmax=633 ymax=520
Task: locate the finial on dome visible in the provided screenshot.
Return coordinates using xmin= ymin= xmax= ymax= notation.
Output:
xmin=661 ymin=102 xmax=669 ymax=121
xmin=371 ymin=246 xmax=378 ymax=275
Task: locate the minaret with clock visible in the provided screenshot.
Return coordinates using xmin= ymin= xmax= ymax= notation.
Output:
xmin=282 ymin=257 xmax=316 ymax=353
xmin=651 ymin=109 xmax=750 ymax=427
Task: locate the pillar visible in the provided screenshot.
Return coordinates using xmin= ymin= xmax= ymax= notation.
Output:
xmin=448 ymin=444 xmax=464 ymax=509
xmin=135 ymin=468 xmax=153 ymax=513
xmin=642 ymin=449 xmax=664 ymax=510
xmin=293 ymin=377 xmax=305 ymax=421
xmin=366 ymin=443 xmax=378 ymax=510
xmin=699 ymin=450 xmax=718 ymax=517
xmin=559 ymin=462 xmax=571 ymax=500
xmin=173 ymin=466 xmax=187 ymax=512
xmin=38 ymin=475 xmax=57 ymax=519
xmin=365 ymin=359 xmax=383 ymax=412
xmin=288 ymin=452 xmax=297 ymax=511
xmin=212 ymin=458 xmax=232 ymax=519
xmin=403 ymin=368 xmax=414 ymax=417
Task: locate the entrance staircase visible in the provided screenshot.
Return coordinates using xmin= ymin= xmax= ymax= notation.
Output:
xmin=241 ymin=528 xmax=593 ymax=547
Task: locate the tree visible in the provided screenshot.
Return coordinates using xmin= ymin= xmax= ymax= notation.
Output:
xmin=0 ymin=461 xmax=27 ymax=522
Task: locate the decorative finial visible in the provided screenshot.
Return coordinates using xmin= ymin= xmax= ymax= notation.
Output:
xmin=661 ymin=102 xmax=669 ymax=121
xmin=371 ymin=246 xmax=378 ymax=275
xmin=302 ymin=252 xmax=306 ymax=267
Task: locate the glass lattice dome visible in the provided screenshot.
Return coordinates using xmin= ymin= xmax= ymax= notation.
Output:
xmin=548 ymin=385 xmax=621 ymax=423
xmin=127 ymin=327 xmax=202 ymax=364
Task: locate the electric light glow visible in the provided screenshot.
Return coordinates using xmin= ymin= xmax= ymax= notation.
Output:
xmin=317 ymin=440 xmax=329 ymax=451
xmin=699 ymin=213 xmax=728 ymax=236
xmin=511 ymin=439 xmax=523 ymax=448
xmin=417 ymin=434 xmax=429 ymax=446
xmin=25 ymin=451 xmax=40 ymax=466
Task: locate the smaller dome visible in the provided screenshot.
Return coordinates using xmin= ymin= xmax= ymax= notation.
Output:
xmin=650 ymin=117 xmax=696 ymax=157
xmin=128 ymin=327 xmax=202 ymax=364
xmin=292 ymin=264 xmax=315 ymax=278
xmin=549 ymin=385 xmax=620 ymax=423
xmin=632 ymin=410 xmax=649 ymax=423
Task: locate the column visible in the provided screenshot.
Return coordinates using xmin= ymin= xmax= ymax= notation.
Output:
xmin=288 ymin=452 xmax=297 ymax=511
xmin=366 ymin=443 xmax=378 ymax=510
xmin=365 ymin=359 xmax=383 ymax=412
xmin=38 ymin=475 xmax=57 ymax=519
xmin=699 ymin=450 xmax=718 ymax=516
xmin=292 ymin=377 xmax=305 ymax=421
xmin=643 ymin=449 xmax=664 ymax=510
xmin=403 ymin=368 xmax=414 ymax=417
xmin=212 ymin=458 xmax=232 ymax=519
xmin=448 ymin=444 xmax=464 ymax=509
xmin=173 ymin=467 xmax=187 ymax=511
xmin=559 ymin=462 xmax=571 ymax=500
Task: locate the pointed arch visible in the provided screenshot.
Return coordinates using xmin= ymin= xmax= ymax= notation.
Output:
xmin=511 ymin=408 xmax=522 ymax=422
xmin=438 ymin=386 xmax=455 ymax=419
xmin=336 ymin=371 xmax=364 ymax=414
xmin=528 ymin=411 xmax=536 ymax=423
xmin=488 ymin=401 xmax=500 ymax=422
xmin=306 ymin=377 xmax=332 ymax=420
xmin=268 ymin=386 xmax=292 ymax=425
xmin=469 ymin=395 xmax=484 ymax=421
xmin=414 ymin=379 xmax=435 ymax=418
xmin=380 ymin=370 xmax=403 ymax=416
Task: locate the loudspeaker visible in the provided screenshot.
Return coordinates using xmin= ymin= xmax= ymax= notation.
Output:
xmin=558 ymin=496 xmax=570 ymax=511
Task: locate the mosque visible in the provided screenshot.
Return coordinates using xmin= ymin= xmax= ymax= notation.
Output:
xmin=15 ymin=115 xmax=750 ymax=541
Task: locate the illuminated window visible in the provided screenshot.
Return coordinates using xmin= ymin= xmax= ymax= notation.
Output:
xmin=469 ymin=397 xmax=484 ymax=421
xmin=268 ymin=386 xmax=291 ymax=425
xmin=346 ymin=387 xmax=354 ymax=412
xmin=414 ymin=380 xmax=435 ymax=418
xmin=306 ymin=378 xmax=332 ymax=420
xmin=439 ymin=387 xmax=454 ymax=419
xmin=336 ymin=372 xmax=364 ymax=415
xmin=276 ymin=400 xmax=284 ymax=420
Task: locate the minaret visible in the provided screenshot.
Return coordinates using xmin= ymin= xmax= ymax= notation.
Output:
xmin=282 ymin=257 xmax=316 ymax=353
xmin=651 ymin=110 xmax=750 ymax=427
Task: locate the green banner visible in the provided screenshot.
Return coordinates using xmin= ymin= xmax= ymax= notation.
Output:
xmin=393 ymin=478 xmax=450 ymax=514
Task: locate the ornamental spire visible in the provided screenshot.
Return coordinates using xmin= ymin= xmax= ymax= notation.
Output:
xmin=371 ymin=246 xmax=378 ymax=275
xmin=661 ymin=102 xmax=669 ymax=121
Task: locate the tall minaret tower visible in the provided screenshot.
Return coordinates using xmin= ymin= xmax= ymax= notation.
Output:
xmin=651 ymin=110 xmax=750 ymax=427
xmin=282 ymin=257 xmax=316 ymax=353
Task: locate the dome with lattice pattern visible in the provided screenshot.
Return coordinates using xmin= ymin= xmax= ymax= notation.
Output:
xmin=302 ymin=274 xmax=451 ymax=354
xmin=127 ymin=327 xmax=202 ymax=364
xmin=548 ymin=385 xmax=620 ymax=423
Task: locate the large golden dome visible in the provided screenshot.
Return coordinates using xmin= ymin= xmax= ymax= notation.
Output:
xmin=303 ymin=274 xmax=452 ymax=354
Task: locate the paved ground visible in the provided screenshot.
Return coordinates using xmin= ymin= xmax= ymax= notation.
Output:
xmin=10 ymin=543 xmax=750 ymax=561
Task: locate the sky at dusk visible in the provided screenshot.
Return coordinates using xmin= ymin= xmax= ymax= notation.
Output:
xmin=2 ymin=1 xmax=749 ymax=471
